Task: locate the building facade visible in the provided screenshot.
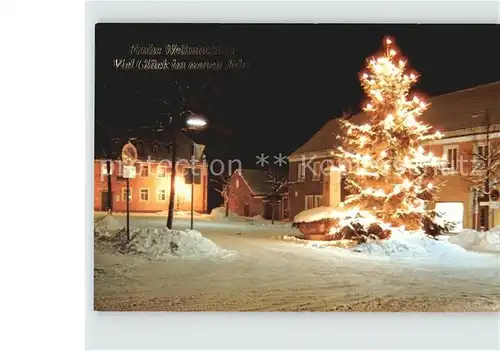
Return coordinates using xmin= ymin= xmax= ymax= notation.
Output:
xmin=94 ymin=160 xmax=208 ymax=213
xmin=94 ymin=132 xmax=209 ymax=213
xmin=288 ymin=81 xmax=500 ymax=230
xmin=227 ymin=169 xmax=290 ymax=221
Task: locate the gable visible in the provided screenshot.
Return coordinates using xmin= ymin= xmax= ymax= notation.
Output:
xmin=289 ymin=81 xmax=500 ymax=159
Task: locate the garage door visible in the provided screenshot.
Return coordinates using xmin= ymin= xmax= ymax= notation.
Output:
xmin=435 ymin=202 xmax=464 ymax=232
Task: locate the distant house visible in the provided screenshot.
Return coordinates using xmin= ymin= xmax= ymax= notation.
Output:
xmin=94 ymin=132 xmax=208 ymax=213
xmin=288 ymin=81 xmax=500 ymax=230
xmin=227 ymin=169 xmax=290 ymax=221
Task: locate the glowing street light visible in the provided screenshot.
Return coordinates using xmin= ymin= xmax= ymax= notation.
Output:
xmin=185 ymin=113 xmax=208 ymax=230
xmin=186 ymin=114 xmax=207 ymax=129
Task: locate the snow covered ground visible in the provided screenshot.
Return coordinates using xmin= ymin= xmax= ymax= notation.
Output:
xmin=94 ymin=214 xmax=500 ymax=312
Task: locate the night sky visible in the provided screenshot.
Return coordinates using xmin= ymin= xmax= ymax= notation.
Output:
xmin=95 ymin=24 xmax=500 ymax=167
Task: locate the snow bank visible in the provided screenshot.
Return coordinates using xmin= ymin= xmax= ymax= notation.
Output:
xmin=94 ymin=215 xmax=124 ymax=238
xmin=448 ymin=228 xmax=500 ymax=253
xmin=293 ymin=206 xmax=337 ymax=223
xmin=352 ymin=229 xmax=468 ymax=258
xmin=209 ymin=207 xmax=291 ymax=227
xmin=124 ymin=228 xmax=231 ymax=259
xmin=209 ymin=206 xmax=238 ymax=219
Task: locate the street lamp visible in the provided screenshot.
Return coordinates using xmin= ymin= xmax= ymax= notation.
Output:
xmin=185 ymin=113 xmax=207 ymax=230
xmin=186 ymin=114 xmax=207 ymax=128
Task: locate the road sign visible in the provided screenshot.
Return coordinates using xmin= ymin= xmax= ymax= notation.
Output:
xmin=122 ymin=142 xmax=138 ymax=166
xmin=123 ymin=165 xmax=136 ymax=179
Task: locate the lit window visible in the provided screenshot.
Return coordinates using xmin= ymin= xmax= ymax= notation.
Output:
xmin=305 ymin=195 xmax=314 ymax=209
xmin=235 ymin=179 xmax=239 ymax=188
xmin=474 ymin=143 xmax=489 ymax=169
xmin=298 ymin=163 xmax=306 ymax=181
xmin=314 ymin=195 xmax=323 ymax=207
xmin=122 ymin=188 xmax=132 ymax=202
xmin=138 ymin=164 xmax=150 ymax=177
xmin=100 ymin=161 xmax=112 ymax=175
xmin=444 ymin=145 xmax=459 ymax=171
xmin=157 ymin=165 xmax=166 ymax=178
xmin=305 ymin=194 xmax=322 ymax=209
xmin=157 ymin=189 xmax=166 ymax=201
xmin=140 ymin=189 xmax=149 ymax=202
xmin=312 ymin=161 xmax=321 ymax=181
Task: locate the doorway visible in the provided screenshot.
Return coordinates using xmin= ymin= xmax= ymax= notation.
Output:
xmin=101 ymin=191 xmax=112 ymax=211
xmin=479 ymin=206 xmax=489 ymax=230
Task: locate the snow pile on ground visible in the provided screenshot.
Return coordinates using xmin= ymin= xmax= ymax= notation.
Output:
xmin=280 ymin=235 xmax=304 ymax=241
xmin=209 ymin=206 xmax=239 ymax=219
xmin=209 ymin=207 xmax=291 ymax=227
xmin=124 ymin=228 xmax=231 ymax=259
xmin=351 ymin=229 xmax=468 ymax=259
xmin=448 ymin=228 xmax=500 ymax=253
xmin=94 ymin=215 xmax=124 ymax=239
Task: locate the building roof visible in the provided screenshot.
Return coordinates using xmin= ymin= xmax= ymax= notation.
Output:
xmin=289 ymin=81 xmax=500 ymax=158
xmin=95 ymin=131 xmax=205 ymax=161
xmin=235 ymin=169 xmax=274 ymax=196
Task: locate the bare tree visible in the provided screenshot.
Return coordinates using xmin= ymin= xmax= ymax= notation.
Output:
xmin=266 ymin=169 xmax=294 ymax=224
xmin=211 ymin=171 xmax=236 ymax=217
xmin=467 ymin=109 xmax=500 ymax=229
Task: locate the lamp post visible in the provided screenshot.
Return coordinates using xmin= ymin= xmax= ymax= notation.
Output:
xmin=121 ymin=141 xmax=138 ymax=242
xmin=186 ymin=114 xmax=207 ymax=230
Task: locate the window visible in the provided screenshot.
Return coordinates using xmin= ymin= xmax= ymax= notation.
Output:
xmin=157 ymin=189 xmax=166 ymax=202
xmin=314 ymin=195 xmax=323 ymax=207
xmin=312 ymin=161 xmax=321 ymax=181
xmin=305 ymin=195 xmax=315 ymax=210
xmin=183 ymin=168 xmax=201 ymax=184
xmin=298 ymin=163 xmax=305 ymax=182
xmin=444 ymin=145 xmax=459 ymax=171
xmin=122 ymin=188 xmax=132 ymax=202
xmin=138 ymin=163 xmax=150 ymax=177
xmin=157 ymin=165 xmax=167 ymax=178
xmin=140 ymin=189 xmax=149 ymax=202
xmin=477 ymin=144 xmax=489 ymax=158
xmin=235 ymin=179 xmax=240 ymax=188
xmin=474 ymin=143 xmax=489 ymax=169
xmin=100 ymin=161 xmax=112 ymax=175
xmin=305 ymin=195 xmax=322 ymax=209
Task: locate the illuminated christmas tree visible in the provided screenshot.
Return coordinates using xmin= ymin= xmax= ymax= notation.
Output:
xmin=337 ymin=37 xmax=444 ymax=231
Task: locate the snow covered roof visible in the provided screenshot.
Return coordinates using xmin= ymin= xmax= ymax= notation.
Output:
xmin=290 ymin=80 xmax=500 ymax=158
xmin=235 ymin=169 xmax=274 ymax=196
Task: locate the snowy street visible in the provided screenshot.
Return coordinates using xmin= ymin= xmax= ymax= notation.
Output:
xmin=93 ymin=214 xmax=500 ymax=312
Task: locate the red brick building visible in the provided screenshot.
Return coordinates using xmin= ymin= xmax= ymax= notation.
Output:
xmin=227 ymin=169 xmax=290 ymax=220
xmin=288 ymin=81 xmax=500 ymax=230
xmin=94 ymin=133 xmax=208 ymax=213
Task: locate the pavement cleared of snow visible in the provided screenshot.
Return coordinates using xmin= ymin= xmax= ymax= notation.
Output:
xmin=208 ymin=206 xmax=291 ymax=227
xmin=94 ymin=215 xmax=500 ymax=312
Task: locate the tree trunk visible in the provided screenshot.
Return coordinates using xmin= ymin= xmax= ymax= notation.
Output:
xmin=225 ymin=198 xmax=229 ymax=217
xmin=271 ymin=199 xmax=276 ymax=224
xmin=106 ymin=160 xmax=113 ymax=213
xmin=166 ymin=130 xmax=177 ymax=229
